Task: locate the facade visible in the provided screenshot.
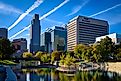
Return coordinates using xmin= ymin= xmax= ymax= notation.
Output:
xmin=41 ymin=26 xmax=67 ymax=52
xmin=0 ymin=28 xmax=8 ymax=39
xmin=12 ymin=38 xmax=27 ymax=51
xmin=67 ymin=16 xmax=109 ymax=51
xmin=51 ymin=26 xmax=67 ymax=52
xmin=12 ymin=38 xmax=27 ymax=58
xmin=30 ymin=14 xmax=41 ymax=53
xmin=96 ymin=33 xmax=121 ymax=44
xmin=41 ymin=32 xmax=51 ymax=53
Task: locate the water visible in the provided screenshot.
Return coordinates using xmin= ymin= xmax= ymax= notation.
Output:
xmin=1 ymin=67 xmax=121 ymax=81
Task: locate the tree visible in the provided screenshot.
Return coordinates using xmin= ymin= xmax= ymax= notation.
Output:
xmin=22 ymin=52 xmax=33 ymax=58
xmin=60 ymin=53 xmax=65 ymax=65
xmin=115 ymin=48 xmax=121 ymax=60
xmin=51 ymin=51 xmax=61 ymax=62
xmin=92 ymin=44 xmax=101 ymax=62
xmin=74 ymin=44 xmax=87 ymax=59
xmin=98 ymin=36 xmax=115 ymax=61
xmin=34 ymin=51 xmax=43 ymax=59
xmin=64 ymin=54 xmax=75 ymax=68
xmin=84 ymin=46 xmax=93 ymax=62
xmin=0 ymin=38 xmax=15 ymax=59
xmin=41 ymin=54 xmax=50 ymax=63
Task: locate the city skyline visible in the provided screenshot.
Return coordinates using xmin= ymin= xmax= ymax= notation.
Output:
xmin=0 ymin=0 xmax=121 ymax=41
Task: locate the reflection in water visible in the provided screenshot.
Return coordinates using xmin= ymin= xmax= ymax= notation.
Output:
xmin=11 ymin=68 xmax=121 ymax=81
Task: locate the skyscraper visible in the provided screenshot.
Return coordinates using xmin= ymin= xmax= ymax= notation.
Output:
xmin=0 ymin=28 xmax=8 ymax=39
xmin=67 ymin=16 xmax=109 ymax=51
xmin=30 ymin=14 xmax=41 ymax=53
xmin=51 ymin=26 xmax=67 ymax=52
xmin=41 ymin=32 xmax=51 ymax=53
xmin=41 ymin=26 xmax=67 ymax=53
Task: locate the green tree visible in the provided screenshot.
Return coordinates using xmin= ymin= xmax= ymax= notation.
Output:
xmin=22 ymin=52 xmax=33 ymax=58
xmin=41 ymin=54 xmax=50 ymax=63
xmin=0 ymin=38 xmax=15 ymax=59
xmin=51 ymin=51 xmax=61 ymax=63
xmin=92 ymin=44 xmax=101 ymax=62
xmin=34 ymin=51 xmax=43 ymax=59
xmin=84 ymin=46 xmax=93 ymax=62
xmin=115 ymin=48 xmax=121 ymax=60
xmin=98 ymin=36 xmax=115 ymax=61
xmin=74 ymin=44 xmax=87 ymax=59
xmin=64 ymin=54 xmax=75 ymax=68
xmin=60 ymin=53 xmax=65 ymax=65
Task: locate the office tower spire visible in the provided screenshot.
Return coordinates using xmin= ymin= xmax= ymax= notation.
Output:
xmin=30 ymin=14 xmax=41 ymax=53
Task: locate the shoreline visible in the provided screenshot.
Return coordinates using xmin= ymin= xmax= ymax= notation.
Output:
xmin=106 ymin=62 xmax=121 ymax=74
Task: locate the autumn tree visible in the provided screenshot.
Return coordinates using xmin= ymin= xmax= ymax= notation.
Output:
xmin=22 ymin=52 xmax=33 ymax=58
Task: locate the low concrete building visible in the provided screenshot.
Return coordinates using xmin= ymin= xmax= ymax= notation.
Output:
xmin=96 ymin=33 xmax=121 ymax=44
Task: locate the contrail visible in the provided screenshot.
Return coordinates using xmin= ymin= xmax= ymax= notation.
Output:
xmin=8 ymin=0 xmax=43 ymax=31
xmin=9 ymin=0 xmax=70 ymax=39
xmin=89 ymin=3 xmax=121 ymax=17
xmin=39 ymin=0 xmax=69 ymax=20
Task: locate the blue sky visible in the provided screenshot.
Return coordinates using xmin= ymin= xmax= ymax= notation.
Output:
xmin=0 ymin=0 xmax=121 ymax=41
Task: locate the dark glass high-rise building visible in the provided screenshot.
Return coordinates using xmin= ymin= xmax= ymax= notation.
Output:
xmin=41 ymin=32 xmax=51 ymax=53
xmin=30 ymin=14 xmax=41 ymax=53
xmin=51 ymin=26 xmax=67 ymax=52
xmin=41 ymin=26 xmax=67 ymax=53
xmin=0 ymin=28 xmax=8 ymax=39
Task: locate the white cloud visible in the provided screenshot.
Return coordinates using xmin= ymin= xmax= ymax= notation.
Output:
xmin=66 ymin=0 xmax=89 ymax=16
xmin=8 ymin=0 xmax=44 ymax=31
xmin=0 ymin=2 xmax=22 ymax=15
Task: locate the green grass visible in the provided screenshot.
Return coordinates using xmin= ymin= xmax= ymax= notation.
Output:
xmin=0 ymin=60 xmax=17 ymax=65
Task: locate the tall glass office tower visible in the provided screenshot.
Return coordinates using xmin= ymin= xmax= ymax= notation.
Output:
xmin=30 ymin=14 xmax=41 ymax=53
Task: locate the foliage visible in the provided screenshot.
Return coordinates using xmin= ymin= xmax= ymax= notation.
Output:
xmin=115 ymin=48 xmax=121 ymax=60
xmin=91 ymin=44 xmax=102 ymax=62
xmin=60 ymin=53 xmax=65 ymax=65
xmin=34 ymin=51 xmax=43 ymax=59
xmin=64 ymin=54 xmax=75 ymax=67
xmin=74 ymin=44 xmax=87 ymax=59
xmin=0 ymin=38 xmax=15 ymax=58
xmin=0 ymin=60 xmax=16 ymax=65
xmin=41 ymin=54 xmax=50 ymax=63
xmin=83 ymin=46 xmax=93 ymax=62
xmin=51 ymin=51 xmax=61 ymax=62
xmin=98 ymin=36 xmax=115 ymax=61
xmin=22 ymin=52 xmax=33 ymax=58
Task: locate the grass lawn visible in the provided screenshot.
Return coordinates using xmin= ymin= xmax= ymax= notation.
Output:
xmin=0 ymin=60 xmax=17 ymax=65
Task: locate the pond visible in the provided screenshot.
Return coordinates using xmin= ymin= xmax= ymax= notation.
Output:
xmin=1 ymin=67 xmax=121 ymax=81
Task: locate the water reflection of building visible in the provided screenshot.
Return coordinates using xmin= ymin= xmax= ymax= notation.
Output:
xmin=28 ymin=73 xmax=51 ymax=81
xmin=17 ymin=73 xmax=26 ymax=81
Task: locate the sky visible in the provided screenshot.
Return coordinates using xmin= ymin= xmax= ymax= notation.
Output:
xmin=0 ymin=0 xmax=121 ymax=48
